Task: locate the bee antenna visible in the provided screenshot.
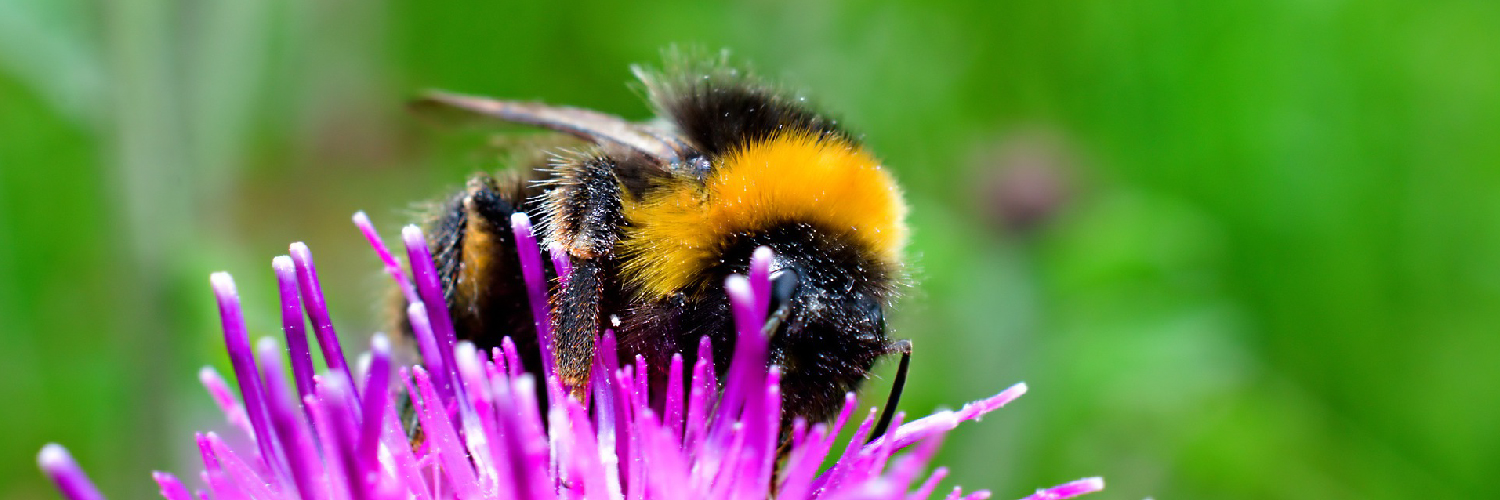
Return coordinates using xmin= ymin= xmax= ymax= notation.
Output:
xmin=868 ymin=339 xmax=913 ymax=442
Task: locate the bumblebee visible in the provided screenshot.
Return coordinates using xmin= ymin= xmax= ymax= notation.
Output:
xmin=403 ymin=55 xmax=912 ymax=433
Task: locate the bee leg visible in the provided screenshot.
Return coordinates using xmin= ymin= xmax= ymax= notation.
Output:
xmin=543 ymin=154 xmax=627 ymax=396
xmin=869 ymin=339 xmax=913 ymax=442
xmin=554 ymin=258 xmax=605 ymax=396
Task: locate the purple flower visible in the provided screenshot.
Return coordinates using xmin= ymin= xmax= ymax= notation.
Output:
xmin=38 ymin=211 xmax=1104 ymax=500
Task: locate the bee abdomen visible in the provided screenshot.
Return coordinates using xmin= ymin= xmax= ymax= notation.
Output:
xmin=395 ymin=172 xmax=546 ymax=367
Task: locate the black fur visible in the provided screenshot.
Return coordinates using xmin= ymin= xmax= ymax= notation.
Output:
xmin=655 ymin=82 xmax=853 ymax=158
xmin=641 ymin=63 xmax=856 ymax=160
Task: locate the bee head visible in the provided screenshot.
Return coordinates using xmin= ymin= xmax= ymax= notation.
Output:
xmin=692 ymin=221 xmax=899 ymax=421
xmin=757 ymin=231 xmax=892 ymax=344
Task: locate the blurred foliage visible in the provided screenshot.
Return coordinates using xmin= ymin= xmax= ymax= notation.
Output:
xmin=2 ymin=0 xmax=1498 ymax=498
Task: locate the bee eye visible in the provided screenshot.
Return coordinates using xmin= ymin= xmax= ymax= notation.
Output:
xmin=860 ymin=294 xmax=885 ymax=328
xmin=769 ymin=268 xmax=800 ymax=314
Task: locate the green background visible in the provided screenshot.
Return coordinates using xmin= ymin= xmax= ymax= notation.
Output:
xmin=2 ymin=0 xmax=1497 ymax=498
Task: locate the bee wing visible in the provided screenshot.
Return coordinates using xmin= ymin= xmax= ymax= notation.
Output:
xmin=414 ymin=90 xmax=684 ymax=165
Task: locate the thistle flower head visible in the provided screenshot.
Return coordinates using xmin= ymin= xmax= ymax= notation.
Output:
xmin=38 ymin=211 xmax=1104 ymax=500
